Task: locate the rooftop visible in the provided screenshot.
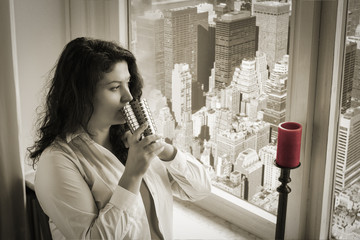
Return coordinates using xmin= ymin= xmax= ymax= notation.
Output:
xmin=219 ymin=11 xmax=251 ymax=22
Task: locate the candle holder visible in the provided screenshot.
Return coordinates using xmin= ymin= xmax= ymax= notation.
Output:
xmin=274 ymin=161 xmax=301 ymax=240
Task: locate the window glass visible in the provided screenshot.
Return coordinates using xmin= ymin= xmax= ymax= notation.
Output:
xmin=129 ymin=0 xmax=292 ymax=215
xmin=331 ymin=0 xmax=360 ymax=238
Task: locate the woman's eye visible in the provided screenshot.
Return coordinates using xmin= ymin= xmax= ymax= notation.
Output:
xmin=110 ymin=86 xmax=120 ymax=91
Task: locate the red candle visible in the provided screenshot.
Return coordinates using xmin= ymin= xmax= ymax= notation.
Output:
xmin=276 ymin=122 xmax=302 ymax=168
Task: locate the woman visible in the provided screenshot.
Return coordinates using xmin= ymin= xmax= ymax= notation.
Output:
xmin=28 ymin=37 xmax=211 ymax=240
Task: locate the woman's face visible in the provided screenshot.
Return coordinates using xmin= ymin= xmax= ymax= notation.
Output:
xmin=89 ymin=61 xmax=133 ymax=129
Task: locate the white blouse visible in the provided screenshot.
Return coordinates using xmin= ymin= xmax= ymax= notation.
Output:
xmin=34 ymin=129 xmax=212 ymax=240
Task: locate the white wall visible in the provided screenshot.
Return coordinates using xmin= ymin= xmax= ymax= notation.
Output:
xmin=13 ymin=0 xmax=67 ymax=172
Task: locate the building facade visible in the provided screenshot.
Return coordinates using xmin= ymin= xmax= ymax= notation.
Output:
xmin=215 ymin=11 xmax=256 ymax=87
xmin=253 ymin=1 xmax=290 ymax=72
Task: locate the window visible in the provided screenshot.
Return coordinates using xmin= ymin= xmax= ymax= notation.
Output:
xmin=127 ymin=0 xmax=305 ymax=238
xmin=330 ymin=0 xmax=360 ymax=238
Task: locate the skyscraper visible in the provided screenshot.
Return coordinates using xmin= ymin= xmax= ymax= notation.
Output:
xmin=207 ymin=108 xmax=218 ymax=139
xmin=255 ymin=51 xmax=269 ymax=94
xmin=216 ymin=129 xmax=248 ymax=165
xmin=262 ymin=55 xmax=288 ymax=142
xmin=164 ymin=6 xmax=198 ymax=100
xmin=136 ymin=11 xmax=165 ymax=93
xmin=220 ymin=84 xmax=241 ymax=114
xmin=259 ymin=145 xmax=280 ymax=190
xmin=216 ymin=118 xmax=269 ymax=164
xmin=234 ymin=148 xmax=262 ymax=201
xmin=334 ymin=107 xmax=360 ymax=195
xmin=172 ymin=63 xmax=192 ymax=124
xmin=348 ymin=29 xmax=360 ymax=106
xmin=157 ymin=107 xmax=176 ymax=140
xmin=216 ymin=153 xmax=233 ymax=177
xmin=215 ymin=11 xmax=256 ymax=87
xmin=253 ymin=1 xmax=290 ymax=72
xmin=342 ymin=41 xmax=356 ymax=114
xmin=233 ymin=58 xmax=260 ymax=116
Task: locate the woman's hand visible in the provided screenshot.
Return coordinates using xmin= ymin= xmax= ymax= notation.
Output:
xmin=119 ymin=123 xmax=164 ymax=194
xmin=124 ymin=123 xmax=164 ymax=177
xmin=122 ymin=126 xmax=177 ymax=162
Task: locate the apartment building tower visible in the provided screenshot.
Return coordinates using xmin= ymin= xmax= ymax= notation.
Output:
xmin=172 ymin=63 xmax=192 ymax=124
xmin=253 ymin=1 xmax=290 ymax=72
xmin=136 ymin=12 xmax=165 ymax=93
xmin=215 ymin=11 xmax=256 ymax=88
xmin=334 ymin=107 xmax=360 ymax=195
xmin=164 ymin=6 xmax=198 ymax=100
xmin=342 ymin=41 xmax=356 ymax=113
xmin=262 ymin=56 xmax=288 ymax=142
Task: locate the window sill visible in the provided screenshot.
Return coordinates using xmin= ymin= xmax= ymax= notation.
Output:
xmin=194 ymin=186 xmax=276 ymax=239
xmin=173 ymin=197 xmax=260 ymax=239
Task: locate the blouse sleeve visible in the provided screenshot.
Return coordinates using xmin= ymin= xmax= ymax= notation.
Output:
xmin=34 ymin=150 xmax=139 ymax=239
xmin=162 ymin=149 xmax=212 ymax=201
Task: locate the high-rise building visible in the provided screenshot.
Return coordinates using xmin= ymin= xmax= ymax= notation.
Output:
xmin=164 ymin=7 xmax=198 ymax=100
xmin=234 ymin=148 xmax=262 ymax=201
xmin=216 ymin=129 xmax=247 ymax=165
xmin=252 ymin=120 xmax=270 ymax=152
xmin=205 ymin=91 xmax=220 ymax=109
xmin=207 ymin=109 xmax=218 ymax=139
xmin=255 ymin=51 xmax=269 ymax=94
xmin=262 ymin=55 xmax=288 ymax=142
xmin=233 ymin=58 xmax=259 ymax=100
xmin=232 ymin=58 xmax=260 ymax=117
xmin=348 ymin=31 xmax=360 ymax=107
xmin=216 ymin=108 xmax=233 ymax=132
xmin=334 ymin=107 xmax=360 ymax=195
xmin=259 ymin=145 xmax=280 ymax=190
xmin=157 ymin=107 xmax=176 ymax=140
xmin=136 ymin=11 xmax=165 ymax=93
xmin=253 ymin=1 xmax=290 ymax=72
xmin=172 ymin=113 xmax=194 ymax=153
xmin=216 ymin=153 xmax=233 ymax=177
xmin=216 ymin=118 xmax=269 ymax=164
xmin=172 ymin=63 xmax=192 ymax=124
xmin=341 ymin=41 xmax=356 ymax=113
xmin=209 ymin=65 xmax=216 ymax=92
xmin=220 ymin=84 xmax=241 ymax=114
xmin=215 ymin=11 xmax=256 ymax=87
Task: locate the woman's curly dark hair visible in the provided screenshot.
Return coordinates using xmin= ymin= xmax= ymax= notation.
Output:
xmin=27 ymin=37 xmax=143 ymax=168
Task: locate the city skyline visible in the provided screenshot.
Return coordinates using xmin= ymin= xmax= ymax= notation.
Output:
xmin=131 ymin=2 xmax=360 ymax=238
xmin=132 ymin=0 xmax=291 ymax=216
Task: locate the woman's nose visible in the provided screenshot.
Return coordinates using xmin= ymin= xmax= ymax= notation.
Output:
xmin=121 ymin=87 xmax=133 ymax=103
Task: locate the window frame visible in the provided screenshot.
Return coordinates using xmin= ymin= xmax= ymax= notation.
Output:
xmin=306 ymin=0 xmax=349 ymax=239
xmin=120 ymin=0 xmax=346 ymax=239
